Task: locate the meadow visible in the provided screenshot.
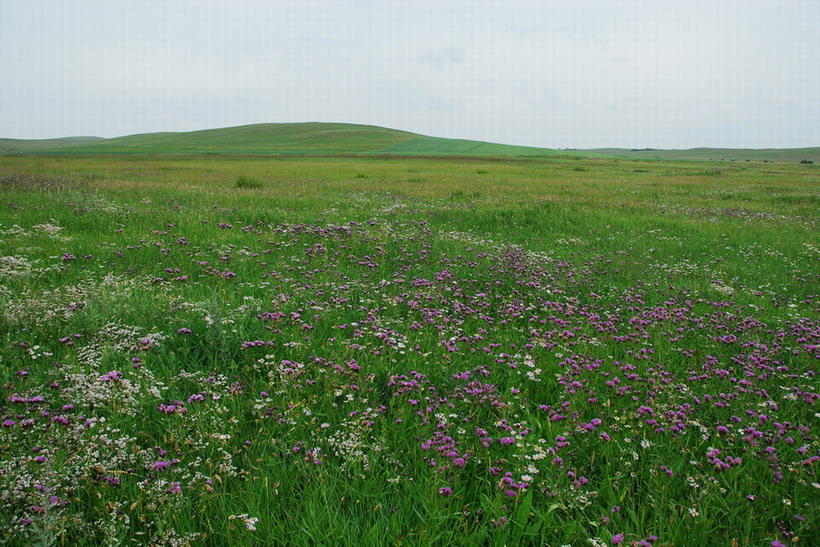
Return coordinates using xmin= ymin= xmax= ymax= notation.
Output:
xmin=0 ymin=152 xmax=818 ymax=546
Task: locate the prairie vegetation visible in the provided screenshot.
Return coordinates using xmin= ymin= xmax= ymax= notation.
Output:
xmin=0 ymin=153 xmax=817 ymax=545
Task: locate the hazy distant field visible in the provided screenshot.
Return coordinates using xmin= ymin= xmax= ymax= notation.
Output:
xmin=0 ymin=153 xmax=817 ymax=545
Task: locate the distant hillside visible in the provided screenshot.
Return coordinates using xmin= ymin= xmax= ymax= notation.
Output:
xmin=0 ymin=136 xmax=104 ymax=154
xmin=1 ymin=123 xmax=566 ymax=157
xmin=1 ymin=123 xmax=817 ymax=162
xmin=588 ymin=147 xmax=820 ymax=163
xmin=375 ymin=136 xmax=562 ymax=157
xmin=27 ymin=123 xmax=420 ymax=156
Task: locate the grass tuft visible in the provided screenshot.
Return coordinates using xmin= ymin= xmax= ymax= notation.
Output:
xmin=234 ymin=175 xmax=264 ymax=189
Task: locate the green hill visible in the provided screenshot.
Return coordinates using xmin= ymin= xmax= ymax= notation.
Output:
xmin=3 ymin=123 xmax=566 ymax=157
xmin=374 ymin=136 xmax=562 ymax=157
xmin=20 ymin=123 xmax=421 ymax=156
xmin=1 ymin=123 xmax=817 ymax=162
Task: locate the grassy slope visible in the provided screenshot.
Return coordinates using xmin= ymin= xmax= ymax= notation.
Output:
xmin=2 ymin=122 xmax=817 ymax=162
xmin=374 ymin=136 xmax=566 ymax=157
xmin=27 ymin=123 xmax=422 ymax=156
xmin=3 ymin=123 xmax=573 ymax=158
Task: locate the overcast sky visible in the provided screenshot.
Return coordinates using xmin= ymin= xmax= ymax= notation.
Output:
xmin=1 ymin=0 xmax=818 ymax=148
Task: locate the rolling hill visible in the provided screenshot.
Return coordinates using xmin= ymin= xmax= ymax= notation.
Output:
xmin=0 ymin=123 xmax=581 ymax=158
xmin=24 ymin=123 xmax=420 ymax=156
xmin=1 ymin=122 xmax=817 ymax=162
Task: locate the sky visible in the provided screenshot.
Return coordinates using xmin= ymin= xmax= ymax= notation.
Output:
xmin=1 ymin=0 xmax=819 ymax=148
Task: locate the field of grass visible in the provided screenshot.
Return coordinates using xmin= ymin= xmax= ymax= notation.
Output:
xmin=589 ymin=148 xmax=820 ymax=164
xmin=0 ymin=137 xmax=105 ymax=155
xmin=0 ymin=152 xmax=818 ymax=546
xmin=5 ymin=122 xmax=817 ymax=163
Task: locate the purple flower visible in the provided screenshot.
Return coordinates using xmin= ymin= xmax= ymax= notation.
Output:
xmin=500 ymin=437 xmax=515 ymax=445
xmin=438 ymin=487 xmax=452 ymax=497
xmin=612 ymin=533 xmax=624 ymax=544
xmin=152 ymin=460 xmax=170 ymax=470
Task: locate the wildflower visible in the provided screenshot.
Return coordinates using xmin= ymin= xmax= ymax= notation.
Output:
xmin=688 ymin=507 xmax=699 ymax=518
xmin=612 ymin=533 xmax=624 ymax=544
xmin=438 ymin=487 xmax=453 ymax=497
xmin=229 ymin=514 xmax=259 ymax=531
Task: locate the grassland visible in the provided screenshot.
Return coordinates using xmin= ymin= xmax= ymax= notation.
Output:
xmin=589 ymin=147 xmax=820 ymax=164
xmin=0 ymin=151 xmax=818 ymax=546
xmin=4 ymin=122 xmax=818 ymax=163
xmin=0 ymin=137 xmax=104 ymax=155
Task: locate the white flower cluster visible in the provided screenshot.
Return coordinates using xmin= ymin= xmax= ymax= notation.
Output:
xmin=229 ymin=514 xmax=259 ymax=531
